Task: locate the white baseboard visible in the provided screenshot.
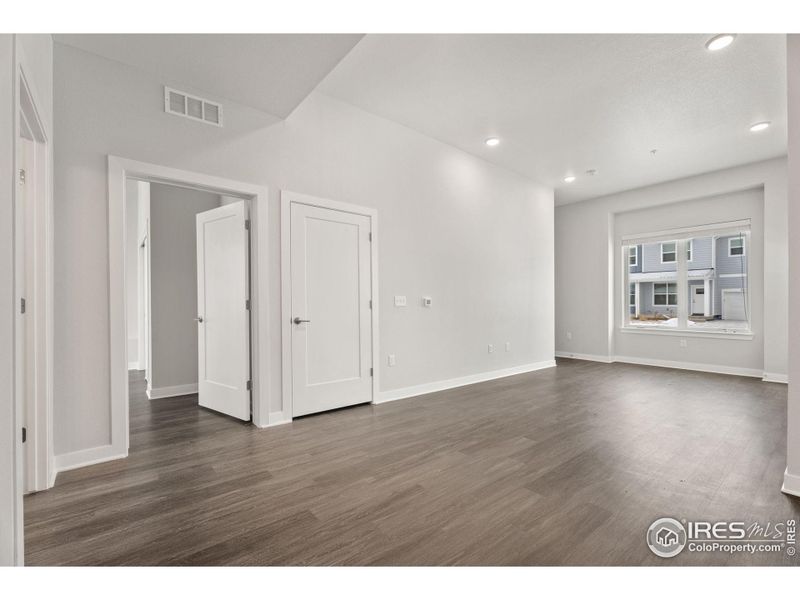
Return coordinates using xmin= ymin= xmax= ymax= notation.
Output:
xmin=613 ymin=355 xmax=763 ymax=379
xmin=376 ymin=360 xmax=557 ymax=404
xmin=54 ymin=445 xmax=127 ymax=475
xmin=555 ymin=351 xmax=613 ymax=363
xmin=147 ymin=383 xmax=198 ymax=399
xmin=782 ymin=468 xmax=800 ymax=498
xmin=762 ymin=372 xmax=788 ymax=384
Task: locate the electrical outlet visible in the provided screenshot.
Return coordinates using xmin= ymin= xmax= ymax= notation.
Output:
xmin=488 ymin=344 xmax=494 ymax=354
xmin=680 ymin=339 xmax=688 ymax=348
xmin=566 ymin=332 xmax=573 ymax=340
xmin=394 ymin=295 xmax=407 ymax=307
xmin=388 ymin=354 xmax=397 ymax=367
xmin=422 ymin=296 xmax=432 ymax=307
xmin=505 ymin=342 xmax=511 ymax=352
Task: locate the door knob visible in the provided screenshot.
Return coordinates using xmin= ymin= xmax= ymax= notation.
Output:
xmin=194 ymin=316 xmax=204 ymax=323
xmin=293 ymin=317 xmax=310 ymax=324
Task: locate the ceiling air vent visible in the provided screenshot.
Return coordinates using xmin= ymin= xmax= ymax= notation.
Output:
xmin=164 ymin=87 xmax=223 ymax=127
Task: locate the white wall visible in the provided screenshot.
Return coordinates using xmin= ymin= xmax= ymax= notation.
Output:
xmin=125 ymin=179 xmax=139 ymax=366
xmin=1 ymin=34 xmax=53 ymax=566
xmin=785 ymin=35 xmax=800 ymax=497
xmin=52 ymin=43 xmax=554 ymax=456
xmin=149 ymin=183 xmax=221 ymax=391
xmin=555 ymin=158 xmax=787 ymax=378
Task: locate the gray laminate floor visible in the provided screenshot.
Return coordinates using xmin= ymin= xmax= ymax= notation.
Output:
xmin=24 ymin=359 xmax=800 ymax=565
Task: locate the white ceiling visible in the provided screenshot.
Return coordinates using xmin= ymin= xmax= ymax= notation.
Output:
xmin=319 ymin=34 xmax=787 ymax=204
xmin=54 ymin=34 xmax=363 ymax=118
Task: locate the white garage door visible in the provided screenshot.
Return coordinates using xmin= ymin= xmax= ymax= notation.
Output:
xmin=722 ymin=289 xmax=746 ymax=321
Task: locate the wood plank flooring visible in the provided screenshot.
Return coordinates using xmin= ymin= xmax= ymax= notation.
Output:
xmin=24 ymin=360 xmax=800 ymax=565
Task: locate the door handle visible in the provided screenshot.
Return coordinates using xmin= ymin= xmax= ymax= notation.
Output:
xmin=293 ymin=317 xmax=310 ymax=324
xmin=194 ymin=316 xmax=204 ymax=323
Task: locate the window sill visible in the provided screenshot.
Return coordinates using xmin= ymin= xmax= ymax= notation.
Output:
xmin=618 ymin=326 xmax=754 ymax=341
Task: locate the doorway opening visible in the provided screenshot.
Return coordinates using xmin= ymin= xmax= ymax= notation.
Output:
xmin=125 ymin=180 xmax=253 ymax=420
xmin=101 ymin=157 xmax=272 ymax=471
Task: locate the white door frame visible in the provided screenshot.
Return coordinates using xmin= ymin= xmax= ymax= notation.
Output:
xmin=17 ymin=67 xmax=53 ymax=494
xmin=280 ymin=190 xmax=379 ymax=422
xmin=106 ymin=156 xmax=273 ymax=467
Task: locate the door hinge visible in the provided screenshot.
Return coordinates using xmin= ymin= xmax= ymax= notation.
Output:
xmin=245 ymin=299 xmax=251 ymax=310
xmin=18 ymin=169 xmax=25 ymax=185
xmin=246 ymin=380 xmax=252 ymax=391
xmin=22 ymin=427 xmax=26 ymax=443
xmin=245 ymin=219 xmax=251 ymax=230
xmin=369 ymin=299 xmax=372 ymax=309
xmin=368 ymin=232 xmax=372 ymax=242
xmin=20 ymin=298 xmax=26 ymax=314
xmin=370 ymin=367 xmax=373 ymax=377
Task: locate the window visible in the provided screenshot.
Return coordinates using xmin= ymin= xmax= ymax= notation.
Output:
xmin=621 ymin=221 xmax=751 ymax=336
xmin=653 ymin=283 xmax=678 ymax=306
xmin=629 ymin=246 xmax=638 ymax=267
xmin=661 ymin=242 xmax=676 ymax=263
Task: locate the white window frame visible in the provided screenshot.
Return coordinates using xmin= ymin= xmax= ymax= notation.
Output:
xmin=629 ymin=246 xmax=638 ymax=267
xmin=652 ymin=282 xmax=678 ymax=307
xmin=660 ymin=241 xmax=677 ymax=264
xmin=619 ymin=220 xmax=752 ymax=338
xmin=728 ymin=236 xmax=745 ymax=257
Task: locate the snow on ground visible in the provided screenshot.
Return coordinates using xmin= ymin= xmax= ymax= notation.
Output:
xmin=629 ymin=318 xmax=749 ymax=331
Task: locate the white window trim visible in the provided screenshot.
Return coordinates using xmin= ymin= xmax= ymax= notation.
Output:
xmin=728 ymin=236 xmax=746 ymax=257
xmin=629 ymin=246 xmax=638 ymax=267
xmin=660 ymin=242 xmax=677 ymax=264
xmin=652 ymin=282 xmax=678 ymax=307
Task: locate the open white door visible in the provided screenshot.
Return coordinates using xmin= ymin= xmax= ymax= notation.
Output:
xmin=290 ymin=203 xmax=373 ymax=417
xmin=196 ymin=201 xmax=251 ymax=421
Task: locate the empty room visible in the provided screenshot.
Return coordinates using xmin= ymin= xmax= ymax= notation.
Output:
xmin=3 ymin=2 xmax=800 ymax=593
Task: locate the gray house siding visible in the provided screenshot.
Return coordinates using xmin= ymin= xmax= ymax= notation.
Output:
xmin=688 ymin=237 xmax=712 ymax=269
xmin=716 ymin=235 xmax=748 ymax=275
xmin=642 ymin=243 xmax=676 ymax=273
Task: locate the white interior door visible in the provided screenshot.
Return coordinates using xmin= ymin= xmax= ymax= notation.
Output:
xmin=290 ymin=203 xmax=372 ymax=417
xmin=196 ymin=201 xmax=251 ymax=421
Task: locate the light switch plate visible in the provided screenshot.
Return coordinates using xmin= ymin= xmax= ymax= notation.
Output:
xmin=394 ymin=295 xmax=407 ymax=307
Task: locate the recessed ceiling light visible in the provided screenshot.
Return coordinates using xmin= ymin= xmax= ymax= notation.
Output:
xmin=563 ymin=175 xmax=576 ymax=184
xmin=705 ymin=34 xmax=736 ymax=51
xmin=749 ymin=121 xmax=771 ymax=133
xmin=485 ymin=137 xmax=500 ymax=147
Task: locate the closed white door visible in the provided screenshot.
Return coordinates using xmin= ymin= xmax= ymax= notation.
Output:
xmin=691 ymin=285 xmax=704 ymax=315
xmin=291 ymin=203 xmax=373 ymax=417
xmin=196 ymin=201 xmax=251 ymax=421
xmin=722 ymin=289 xmax=746 ymax=321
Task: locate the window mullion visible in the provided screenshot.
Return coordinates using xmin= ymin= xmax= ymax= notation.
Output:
xmin=676 ymin=239 xmax=688 ymax=328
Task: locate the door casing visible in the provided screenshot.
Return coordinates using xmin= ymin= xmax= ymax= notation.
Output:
xmin=102 ymin=157 xmax=273 ymax=475
xmin=280 ymin=191 xmax=379 ymax=423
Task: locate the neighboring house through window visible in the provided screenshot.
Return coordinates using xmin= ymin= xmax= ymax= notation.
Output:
xmin=653 ymin=282 xmax=678 ymax=306
xmin=687 ymin=239 xmax=693 ymax=262
xmin=729 ymin=236 xmax=745 ymax=257
xmin=661 ymin=242 xmax=676 ymax=263
xmin=629 ymin=246 xmax=638 ymax=267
